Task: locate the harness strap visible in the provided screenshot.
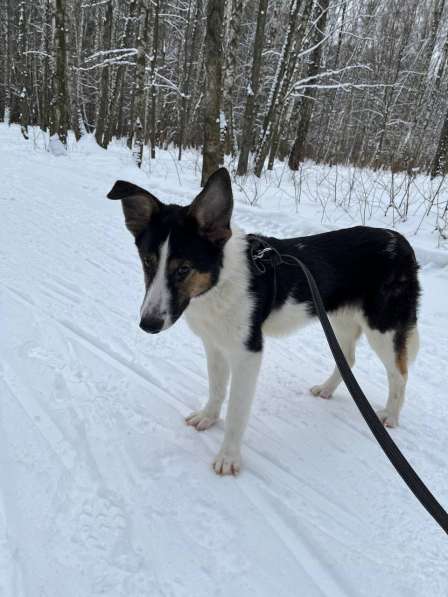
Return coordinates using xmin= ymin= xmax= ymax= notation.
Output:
xmin=248 ymin=235 xmax=448 ymax=535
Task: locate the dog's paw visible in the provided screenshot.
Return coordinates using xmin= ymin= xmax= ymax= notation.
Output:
xmin=185 ymin=410 xmax=218 ymax=431
xmin=376 ymin=409 xmax=399 ymax=428
xmin=212 ymin=450 xmax=241 ymax=476
xmin=310 ymin=385 xmax=332 ymax=399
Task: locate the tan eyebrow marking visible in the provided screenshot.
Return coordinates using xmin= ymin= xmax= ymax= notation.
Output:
xmin=184 ymin=271 xmax=213 ymax=298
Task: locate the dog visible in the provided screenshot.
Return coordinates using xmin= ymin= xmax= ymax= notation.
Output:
xmin=107 ymin=167 xmax=420 ymax=475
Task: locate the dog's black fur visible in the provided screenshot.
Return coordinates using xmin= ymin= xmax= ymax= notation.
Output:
xmin=246 ymin=227 xmax=420 ymax=352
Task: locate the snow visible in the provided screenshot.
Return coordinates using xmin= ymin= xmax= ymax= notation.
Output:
xmin=49 ymin=134 xmax=68 ymax=156
xmin=1 ymin=123 xmax=448 ymax=596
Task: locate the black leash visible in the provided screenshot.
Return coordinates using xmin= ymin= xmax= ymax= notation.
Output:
xmin=248 ymin=235 xmax=448 ymax=535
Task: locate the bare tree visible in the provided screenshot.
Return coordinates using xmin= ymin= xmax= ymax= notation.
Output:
xmin=95 ymin=0 xmax=113 ymax=148
xmin=431 ymin=107 xmax=448 ymax=176
xmin=132 ymin=0 xmax=150 ymax=167
xmin=201 ymin=0 xmax=224 ymax=186
xmin=17 ymin=0 xmax=30 ymax=139
xmin=289 ymin=0 xmax=330 ymax=170
xmin=178 ymin=0 xmax=203 ymax=160
xmin=2 ymin=0 xmax=12 ymax=124
xmin=236 ymin=0 xmax=268 ymax=176
xmin=50 ymin=0 xmax=70 ymax=145
xmin=148 ymin=0 xmax=160 ymax=159
xmin=104 ymin=0 xmax=137 ymax=147
xmin=222 ymin=0 xmax=243 ymax=156
xmin=253 ymin=0 xmax=302 ymax=177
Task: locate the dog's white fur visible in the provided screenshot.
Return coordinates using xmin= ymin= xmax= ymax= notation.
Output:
xmin=140 ymin=236 xmax=171 ymax=329
xmin=184 ymin=226 xmax=417 ymax=474
xmin=185 ymin=227 xmax=257 ymax=474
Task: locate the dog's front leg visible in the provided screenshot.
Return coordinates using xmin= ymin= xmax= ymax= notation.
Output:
xmin=186 ymin=341 xmax=229 ymax=431
xmin=213 ymin=349 xmax=262 ymax=476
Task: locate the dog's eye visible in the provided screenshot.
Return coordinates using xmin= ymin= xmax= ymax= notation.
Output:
xmin=175 ymin=264 xmax=192 ymax=279
xmin=143 ymin=256 xmax=154 ymax=268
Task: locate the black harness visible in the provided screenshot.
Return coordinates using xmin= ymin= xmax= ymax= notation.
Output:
xmin=247 ymin=234 xmax=448 ymax=535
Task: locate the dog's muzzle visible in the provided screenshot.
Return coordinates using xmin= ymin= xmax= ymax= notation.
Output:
xmin=139 ymin=315 xmax=164 ymax=334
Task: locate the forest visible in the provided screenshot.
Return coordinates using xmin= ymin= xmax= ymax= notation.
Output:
xmin=1 ymin=0 xmax=448 ymax=183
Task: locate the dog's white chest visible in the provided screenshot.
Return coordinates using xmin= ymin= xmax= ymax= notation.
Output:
xmin=185 ymin=284 xmax=252 ymax=350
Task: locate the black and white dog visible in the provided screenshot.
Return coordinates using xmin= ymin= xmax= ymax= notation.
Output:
xmin=107 ymin=168 xmax=420 ymax=475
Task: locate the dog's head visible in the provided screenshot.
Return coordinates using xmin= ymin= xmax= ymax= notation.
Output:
xmin=107 ymin=168 xmax=233 ymax=333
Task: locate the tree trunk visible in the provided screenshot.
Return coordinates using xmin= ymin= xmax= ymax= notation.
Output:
xmin=94 ymin=0 xmax=113 ymax=147
xmin=409 ymin=0 xmax=446 ymax=166
xmin=236 ymin=0 xmax=268 ymax=175
xmin=17 ymin=1 xmax=29 ymax=138
xmin=39 ymin=0 xmax=52 ymax=131
xmin=105 ymin=0 xmax=137 ymax=147
xmin=289 ymin=0 xmax=330 ymax=170
xmin=178 ymin=1 xmax=204 ymax=160
xmin=3 ymin=0 xmax=12 ymax=123
xmin=50 ymin=0 xmax=70 ymax=145
xmin=132 ymin=0 xmax=150 ymax=167
xmin=431 ymin=108 xmax=448 ymax=177
xmin=184 ymin=11 xmax=206 ymax=149
xmin=265 ymin=0 xmax=314 ymax=170
xmin=316 ymin=0 xmax=346 ymax=163
xmin=222 ymin=0 xmax=243 ymax=156
xmin=201 ymin=0 xmax=224 ymax=186
xmin=253 ymin=0 xmax=302 ymax=177
xmin=149 ymin=0 xmax=160 ymax=160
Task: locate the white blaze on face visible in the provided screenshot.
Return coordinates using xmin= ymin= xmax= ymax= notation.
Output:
xmin=140 ymin=235 xmax=171 ymax=327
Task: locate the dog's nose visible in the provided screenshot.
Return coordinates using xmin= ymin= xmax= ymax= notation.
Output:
xmin=139 ymin=315 xmax=164 ymax=334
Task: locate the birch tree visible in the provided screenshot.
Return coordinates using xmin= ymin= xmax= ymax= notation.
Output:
xmin=253 ymin=0 xmax=302 ymax=177
xmin=17 ymin=0 xmax=29 ymax=139
xmin=289 ymin=0 xmax=330 ymax=170
xmin=222 ymin=0 xmax=243 ymax=156
xmin=148 ymin=0 xmax=160 ymax=159
xmin=132 ymin=0 xmax=150 ymax=167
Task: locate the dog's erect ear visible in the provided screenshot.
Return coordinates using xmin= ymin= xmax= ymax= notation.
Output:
xmin=107 ymin=180 xmax=161 ymax=238
xmin=189 ymin=168 xmax=233 ymax=245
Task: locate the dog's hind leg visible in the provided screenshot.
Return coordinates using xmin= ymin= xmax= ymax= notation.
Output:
xmin=310 ymin=313 xmax=361 ymax=399
xmin=186 ymin=341 xmax=229 ymax=431
xmin=365 ymin=325 xmax=418 ymax=428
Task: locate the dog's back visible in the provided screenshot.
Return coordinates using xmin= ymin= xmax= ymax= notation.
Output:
xmin=252 ymin=226 xmax=420 ymax=338
xmin=246 ymin=226 xmax=420 ymax=428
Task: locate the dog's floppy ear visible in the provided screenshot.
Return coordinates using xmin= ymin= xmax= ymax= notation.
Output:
xmin=189 ymin=168 xmax=233 ymax=245
xmin=107 ymin=180 xmax=161 ymax=238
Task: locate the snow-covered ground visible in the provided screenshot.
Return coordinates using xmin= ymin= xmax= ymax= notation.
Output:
xmin=1 ymin=124 xmax=448 ymax=596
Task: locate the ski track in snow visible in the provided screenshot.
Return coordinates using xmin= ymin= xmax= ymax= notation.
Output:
xmin=1 ymin=125 xmax=448 ymax=596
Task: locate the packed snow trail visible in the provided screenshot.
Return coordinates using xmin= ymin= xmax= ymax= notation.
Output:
xmin=1 ymin=125 xmax=448 ymax=596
